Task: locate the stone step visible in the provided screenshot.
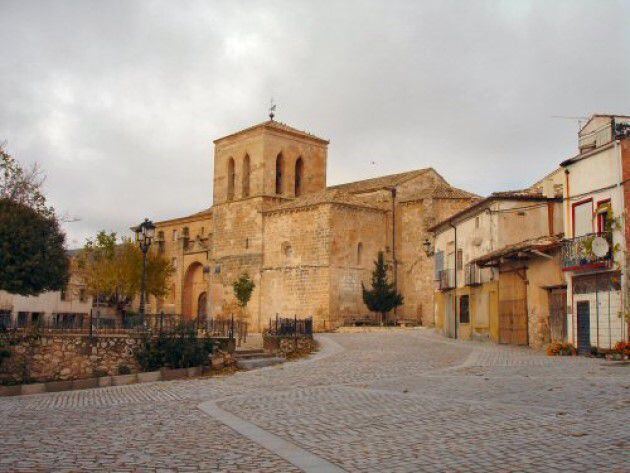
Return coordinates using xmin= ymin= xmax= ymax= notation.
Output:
xmin=234 ymin=348 xmax=266 ymax=355
xmin=236 ymin=356 xmax=285 ymax=370
xmin=234 ymin=352 xmax=276 ymax=360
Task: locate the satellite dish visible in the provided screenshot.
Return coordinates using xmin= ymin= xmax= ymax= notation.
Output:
xmin=591 ymin=236 xmax=610 ymax=258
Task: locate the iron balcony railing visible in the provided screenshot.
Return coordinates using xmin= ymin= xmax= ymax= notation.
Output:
xmin=464 ymin=263 xmax=482 ymax=286
xmin=561 ymin=232 xmax=613 ymax=271
xmin=438 ymin=269 xmax=455 ymax=291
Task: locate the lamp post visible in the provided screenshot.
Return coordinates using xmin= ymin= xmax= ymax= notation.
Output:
xmin=133 ymin=218 xmax=156 ymax=319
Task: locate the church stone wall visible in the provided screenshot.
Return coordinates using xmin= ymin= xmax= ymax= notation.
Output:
xmin=261 ymin=206 xmax=332 ymax=331
xmin=396 ymin=200 xmax=436 ymax=324
xmin=262 ymin=131 xmax=327 ymax=197
xmin=210 ymin=198 xmax=266 ymax=329
xmin=328 ymin=205 xmax=388 ymax=327
xmin=213 ymin=130 xmax=265 ymax=204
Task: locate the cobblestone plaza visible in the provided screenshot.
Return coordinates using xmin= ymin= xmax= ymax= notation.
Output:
xmin=1 ymin=329 xmax=628 ymax=472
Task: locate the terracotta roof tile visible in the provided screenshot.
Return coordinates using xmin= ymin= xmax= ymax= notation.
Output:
xmin=471 ymin=235 xmax=562 ymax=266
xmin=328 ymin=169 xmax=431 ymax=194
xmin=213 ymin=120 xmax=328 ymax=144
xmin=265 ymin=189 xmax=386 ymax=213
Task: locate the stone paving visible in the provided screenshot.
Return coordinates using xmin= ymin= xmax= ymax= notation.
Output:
xmin=0 ymin=328 xmax=628 ymax=472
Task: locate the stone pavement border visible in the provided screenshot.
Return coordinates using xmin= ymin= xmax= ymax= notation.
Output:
xmin=199 ymin=399 xmax=345 ymax=473
xmin=198 ymin=334 xmax=348 ymax=472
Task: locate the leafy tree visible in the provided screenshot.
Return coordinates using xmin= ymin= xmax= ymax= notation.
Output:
xmin=77 ymin=231 xmax=174 ymax=313
xmin=0 ymin=198 xmax=69 ymax=295
xmin=232 ymin=273 xmax=255 ymax=308
xmin=362 ymin=251 xmax=403 ymax=325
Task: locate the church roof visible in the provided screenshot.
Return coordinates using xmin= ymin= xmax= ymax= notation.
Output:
xmin=155 ymin=207 xmax=213 ymax=226
xmin=213 ymin=120 xmax=329 ymax=145
xmin=265 ymin=189 xmax=386 ymax=213
xmin=399 ymin=184 xmax=481 ymax=203
xmin=328 ymin=169 xmax=432 ymax=194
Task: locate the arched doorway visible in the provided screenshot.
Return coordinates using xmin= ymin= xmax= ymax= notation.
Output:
xmin=197 ymin=292 xmax=208 ymax=326
xmin=182 ymin=262 xmax=205 ymax=319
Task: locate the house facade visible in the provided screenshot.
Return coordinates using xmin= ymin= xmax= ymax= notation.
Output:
xmin=560 ymin=114 xmax=630 ymax=354
xmin=431 ymin=191 xmax=564 ymax=348
xmin=0 ymin=251 xmax=93 ymax=329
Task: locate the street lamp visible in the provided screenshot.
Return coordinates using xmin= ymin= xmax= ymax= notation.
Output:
xmin=133 ymin=218 xmax=156 ymax=317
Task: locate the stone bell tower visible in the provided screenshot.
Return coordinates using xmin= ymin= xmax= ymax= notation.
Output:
xmin=209 ymin=119 xmax=329 ymax=330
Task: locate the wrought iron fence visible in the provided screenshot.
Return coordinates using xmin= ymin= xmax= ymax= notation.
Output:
xmin=0 ymin=312 xmax=248 ymax=343
xmin=267 ymin=315 xmax=313 ymax=337
xmin=561 ymin=232 xmax=613 ymax=270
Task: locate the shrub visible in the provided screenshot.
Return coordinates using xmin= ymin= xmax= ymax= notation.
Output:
xmin=134 ymin=323 xmax=214 ymax=370
xmin=117 ymin=364 xmax=132 ymax=375
xmin=547 ymin=341 xmax=577 ymax=356
xmin=93 ymin=368 xmax=108 ymax=378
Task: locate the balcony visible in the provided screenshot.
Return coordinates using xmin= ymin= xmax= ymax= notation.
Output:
xmin=438 ymin=269 xmax=455 ymax=291
xmin=561 ymin=232 xmax=613 ymax=271
xmin=464 ymin=263 xmax=482 ymax=286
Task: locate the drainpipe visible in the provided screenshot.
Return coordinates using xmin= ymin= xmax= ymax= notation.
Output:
xmin=391 ymin=187 xmax=398 ymax=324
xmin=612 ymin=136 xmax=628 ymax=341
xmin=450 ymin=222 xmax=458 ymax=339
xmin=564 ymin=169 xmax=571 ymax=238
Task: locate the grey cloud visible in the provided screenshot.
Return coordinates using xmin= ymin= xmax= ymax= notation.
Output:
xmin=1 ymin=0 xmax=629 ymax=247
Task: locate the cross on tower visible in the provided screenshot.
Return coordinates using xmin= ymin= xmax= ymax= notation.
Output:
xmin=269 ymin=98 xmax=276 ymax=121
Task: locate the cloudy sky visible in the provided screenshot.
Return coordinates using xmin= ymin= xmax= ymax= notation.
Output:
xmin=1 ymin=0 xmax=629 ymax=247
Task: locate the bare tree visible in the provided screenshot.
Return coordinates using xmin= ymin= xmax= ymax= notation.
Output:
xmin=0 ymin=142 xmax=53 ymax=217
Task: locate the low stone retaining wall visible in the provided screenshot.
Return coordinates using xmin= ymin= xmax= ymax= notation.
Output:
xmin=263 ymin=334 xmax=316 ymax=357
xmin=0 ymin=333 xmax=143 ymax=385
xmin=0 ymin=365 xmax=204 ymax=397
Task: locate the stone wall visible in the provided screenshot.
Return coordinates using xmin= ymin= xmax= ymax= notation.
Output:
xmin=262 ymin=205 xmax=333 ymax=331
xmin=263 ymin=334 xmax=316 ymax=357
xmin=0 ymin=334 xmax=142 ymax=384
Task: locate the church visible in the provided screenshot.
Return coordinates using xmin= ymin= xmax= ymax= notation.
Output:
xmin=150 ymin=118 xmax=478 ymax=331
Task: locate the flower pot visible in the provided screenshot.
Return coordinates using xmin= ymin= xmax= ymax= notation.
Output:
xmin=112 ymin=373 xmax=137 ymax=386
xmin=137 ymin=371 xmax=161 ymax=383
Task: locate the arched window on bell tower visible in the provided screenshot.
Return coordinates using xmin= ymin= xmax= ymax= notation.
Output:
xmin=275 ymin=153 xmax=284 ymax=195
xmin=294 ymin=157 xmax=304 ymax=197
xmin=227 ymin=157 xmax=235 ymax=201
xmin=242 ymin=154 xmax=250 ymax=197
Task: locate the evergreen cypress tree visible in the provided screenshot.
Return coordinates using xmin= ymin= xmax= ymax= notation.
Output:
xmin=362 ymin=251 xmax=403 ymax=325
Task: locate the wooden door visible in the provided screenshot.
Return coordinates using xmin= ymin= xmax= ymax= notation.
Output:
xmin=548 ymin=288 xmax=567 ymax=342
xmin=576 ymin=301 xmax=591 ymax=355
xmin=499 ymin=270 xmax=528 ymax=345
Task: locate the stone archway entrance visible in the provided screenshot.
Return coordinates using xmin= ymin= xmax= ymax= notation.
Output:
xmin=182 ymin=262 xmax=205 ymax=320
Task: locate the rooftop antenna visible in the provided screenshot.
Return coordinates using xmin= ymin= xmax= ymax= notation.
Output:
xmin=551 ymin=115 xmax=589 ymax=131
xmin=269 ymin=98 xmax=276 ymax=121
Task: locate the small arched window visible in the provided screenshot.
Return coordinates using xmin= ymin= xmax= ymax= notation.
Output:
xmin=281 ymin=241 xmax=292 ymax=258
xmin=227 ymin=157 xmax=235 ymax=200
xmin=357 ymin=242 xmax=363 ymax=266
xmin=275 ymin=153 xmax=284 ymax=194
xmin=294 ymin=157 xmax=304 ymax=197
xmin=242 ymin=154 xmax=250 ymax=197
